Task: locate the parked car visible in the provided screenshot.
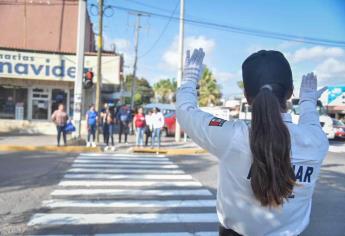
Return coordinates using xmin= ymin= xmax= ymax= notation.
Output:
xmin=162 ymin=111 xmax=178 ymax=137
xmin=332 ymin=119 xmax=345 ymax=140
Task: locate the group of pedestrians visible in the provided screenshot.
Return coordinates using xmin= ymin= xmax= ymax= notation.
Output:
xmin=133 ymin=107 xmax=165 ymax=148
xmin=51 ymin=102 xmax=166 ymax=150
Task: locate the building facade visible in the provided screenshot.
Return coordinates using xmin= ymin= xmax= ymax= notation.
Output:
xmin=0 ymin=0 xmax=123 ymax=134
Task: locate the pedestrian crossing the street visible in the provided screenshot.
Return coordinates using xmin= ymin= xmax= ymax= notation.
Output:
xmin=27 ymin=153 xmax=219 ymax=235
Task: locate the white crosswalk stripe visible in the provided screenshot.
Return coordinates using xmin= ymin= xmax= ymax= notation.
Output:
xmin=27 ymin=153 xmax=218 ymax=235
xmin=67 ymin=168 xmax=185 ymax=174
xmin=58 ymin=180 xmax=203 ymax=187
xmin=328 ymin=144 xmax=345 ymax=153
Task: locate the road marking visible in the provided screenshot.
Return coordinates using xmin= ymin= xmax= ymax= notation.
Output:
xmin=95 ymin=233 xmax=218 ymax=236
xmin=28 ymin=233 xmax=218 ymax=236
xmin=67 ymin=168 xmax=185 ymax=174
xmin=64 ymin=173 xmax=193 ymax=180
xmin=77 ymin=156 xmax=170 ymax=161
xmin=328 ymin=145 xmax=345 ymax=153
xmin=51 ymin=189 xmax=213 ymax=196
xmin=74 ymin=160 xmax=173 ymax=165
xmin=72 ymin=164 xmax=179 ymax=169
xmin=42 ymin=199 xmax=216 ymax=208
xmin=58 ymin=180 xmax=202 ymax=187
xmin=80 ymin=153 xmax=166 ymax=158
xmin=28 ymin=213 xmax=219 ymax=225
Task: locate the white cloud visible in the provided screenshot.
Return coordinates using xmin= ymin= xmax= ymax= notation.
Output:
xmin=288 ymin=46 xmax=345 ymax=63
xmin=162 ymin=35 xmax=216 ymax=69
xmin=103 ymin=35 xmax=131 ymax=53
xmin=315 ymin=58 xmax=345 ymax=80
xmin=213 ymin=70 xmax=242 ymax=82
xmin=103 ymin=35 xmax=133 ymax=74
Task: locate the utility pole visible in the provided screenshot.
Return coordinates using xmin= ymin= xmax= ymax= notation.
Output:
xmin=73 ymin=0 xmax=86 ymax=139
xmin=95 ymin=0 xmax=103 ymax=142
xmin=130 ymin=13 xmax=146 ymax=110
xmin=175 ymin=0 xmax=184 ymax=142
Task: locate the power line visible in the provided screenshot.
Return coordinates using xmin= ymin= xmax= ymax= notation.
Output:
xmin=2 ymin=0 xmax=344 ymax=47
xmin=102 ymin=4 xmax=345 ymax=48
xmin=123 ymin=0 xmax=176 ymax=15
xmin=138 ymin=0 xmax=179 ymax=58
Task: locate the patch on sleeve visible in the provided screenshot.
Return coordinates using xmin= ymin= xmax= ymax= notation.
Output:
xmin=208 ymin=117 xmax=226 ymax=127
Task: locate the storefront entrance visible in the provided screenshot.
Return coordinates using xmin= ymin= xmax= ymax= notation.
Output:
xmin=29 ymin=87 xmax=70 ymax=120
xmin=31 ymin=88 xmax=50 ymax=120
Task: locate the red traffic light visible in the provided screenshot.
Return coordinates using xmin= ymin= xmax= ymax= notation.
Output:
xmin=83 ymin=71 xmax=94 ymax=89
xmin=85 ymin=71 xmax=94 ymax=80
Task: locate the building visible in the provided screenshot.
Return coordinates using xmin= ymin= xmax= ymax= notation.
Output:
xmin=320 ymin=86 xmax=345 ymax=120
xmin=0 ymin=0 xmax=123 ymax=134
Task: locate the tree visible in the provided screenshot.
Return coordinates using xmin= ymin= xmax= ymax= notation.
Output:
xmin=124 ymin=75 xmax=154 ymax=106
xmin=153 ymin=78 xmax=177 ymax=103
xmin=237 ymin=81 xmax=244 ymax=90
xmin=198 ymin=67 xmax=222 ymax=106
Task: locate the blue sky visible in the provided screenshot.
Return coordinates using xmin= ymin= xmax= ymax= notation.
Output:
xmin=88 ymin=0 xmax=345 ymax=98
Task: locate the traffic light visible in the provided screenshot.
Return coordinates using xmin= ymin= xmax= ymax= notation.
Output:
xmin=83 ymin=71 xmax=94 ymax=89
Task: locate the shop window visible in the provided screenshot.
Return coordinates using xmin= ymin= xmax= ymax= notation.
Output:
xmin=0 ymin=86 xmax=28 ymax=119
xmin=51 ymin=89 xmax=67 ymax=115
xmin=31 ymin=88 xmax=50 ymax=120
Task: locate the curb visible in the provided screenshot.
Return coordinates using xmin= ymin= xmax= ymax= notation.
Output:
xmin=0 ymin=145 xmax=101 ymax=153
xmin=131 ymin=147 xmax=207 ymax=155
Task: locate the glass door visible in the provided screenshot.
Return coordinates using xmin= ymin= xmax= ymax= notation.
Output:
xmin=31 ymin=88 xmax=50 ymax=120
xmin=51 ymin=89 xmax=68 ymax=114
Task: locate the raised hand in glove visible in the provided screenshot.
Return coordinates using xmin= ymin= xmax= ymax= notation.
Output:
xmin=182 ymin=48 xmax=205 ymax=86
xmin=299 ymin=72 xmax=327 ymax=103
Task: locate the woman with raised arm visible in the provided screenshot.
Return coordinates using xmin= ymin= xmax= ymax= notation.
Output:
xmin=176 ymin=49 xmax=329 ymax=236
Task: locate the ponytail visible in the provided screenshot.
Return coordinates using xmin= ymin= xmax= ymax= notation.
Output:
xmin=250 ymin=86 xmax=295 ymax=207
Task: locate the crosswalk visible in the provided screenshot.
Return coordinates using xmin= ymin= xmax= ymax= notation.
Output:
xmin=27 ymin=153 xmax=219 ymax=235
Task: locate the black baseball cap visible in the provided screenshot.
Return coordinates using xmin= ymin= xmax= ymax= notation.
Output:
xmin=242 ymin=50 xmax=293 ymax=97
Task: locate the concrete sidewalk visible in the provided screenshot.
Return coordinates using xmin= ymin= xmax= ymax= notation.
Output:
xmin=0 ymin=133 xmax=205 ymax=154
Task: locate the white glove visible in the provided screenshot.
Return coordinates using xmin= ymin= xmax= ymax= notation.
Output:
xmin=299 ymin=72 xmax=327 ymax=102
xmin=182 ymin=48 xmax=205 ymax=85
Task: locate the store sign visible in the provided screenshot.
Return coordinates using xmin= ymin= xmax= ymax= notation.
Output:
xmin=0 ymin=49 xmax=120 ymax=84
xmin=328 ymin=86 xmax=345 ymax=106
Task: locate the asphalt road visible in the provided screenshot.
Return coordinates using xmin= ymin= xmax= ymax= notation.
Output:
xmin=0 ymin=141 xmax=344 ymax=235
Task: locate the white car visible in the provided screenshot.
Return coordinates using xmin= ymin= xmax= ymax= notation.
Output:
xmin=289 ymin=99 xmax=334 ymax=139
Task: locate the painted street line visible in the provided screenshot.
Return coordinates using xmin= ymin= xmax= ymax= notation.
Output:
xmin=67 ymin=168 xmax=184 ymax=174
xmin=28 ymin=233 xmax=218 ymax=236
xmin=51 ymin=189 xmax=213 ymax=196
xmin=328 ymin=145 xmax=345 ymax=153
xmin=71 ymin=164 xmax=179 ymax=169
xmin=64 ymin=173 xmax=193 ymax=180
xmin=74 ymin=160 xmax=173 ymax=165
xmin=77 ymin=156 xmax=170 ymax=161
xmin=58 ymin=180 xmax=202 ymax=187
xmin=80 ymin=153 xmax=166 ymax=158
xmin=95 ymin=233 xmax=217 ymax=236
xmin=28 ymin=213 xmax=219 ymax=225
xmin=42 ymin=199 xmax=216 ymax=208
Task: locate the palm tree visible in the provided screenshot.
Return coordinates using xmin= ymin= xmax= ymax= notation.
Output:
xmin=199 ymin=67 xmax=222 ymax=106
xmin=153 ymin=78 xmax=177 ymax=103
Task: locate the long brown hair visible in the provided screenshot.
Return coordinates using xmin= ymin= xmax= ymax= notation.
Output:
xmin=242 ymin=50 xmax=295 ymax=207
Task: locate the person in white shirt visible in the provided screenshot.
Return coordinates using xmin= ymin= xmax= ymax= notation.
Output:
xmin=151 ymin=107 xmax=165 ymax=148
xmin=176 ymin=49 xmax=329 ymax=236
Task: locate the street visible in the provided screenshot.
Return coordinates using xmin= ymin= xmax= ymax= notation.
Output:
xmin=0 ymin=141 xmax=344 ymax=235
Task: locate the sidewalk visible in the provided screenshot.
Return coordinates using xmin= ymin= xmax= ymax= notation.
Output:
xmin=0 ymin=133 xmax=205 ymax=155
